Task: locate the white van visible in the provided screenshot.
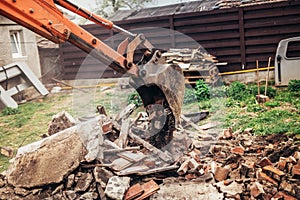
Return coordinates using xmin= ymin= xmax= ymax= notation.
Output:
xmin=275 ymin=37 xmax=300 ymax=86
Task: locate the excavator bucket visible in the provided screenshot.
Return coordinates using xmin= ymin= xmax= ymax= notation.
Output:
xmin=129 ymin=62 xmax=185 ymax=148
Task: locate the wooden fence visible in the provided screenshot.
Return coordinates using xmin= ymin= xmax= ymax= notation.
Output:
xmin=60 ymin=0 xmax=300 ymax=80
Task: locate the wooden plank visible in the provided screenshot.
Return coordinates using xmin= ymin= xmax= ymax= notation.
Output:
xmin=244 ymin=7 xmax=300 ymax=20
xmin=128 ymin=131 xmax=173 ymax=163
xmin=244 ymin=17 xmax=300 ymax=29
xmin=169 ymin=15 xmax=175 ymax=48
xmin=239 ymin=8 xmax=246 ymax=68
xmin=245 ymin=26 xmax=300 ymax=37
xmin=174 ymin=15 xmax=239 ymax=27
xmin=114 ymin=119 xmax=130 ymax=148
xmin=177 ymin=32 xmax=240 ymax=42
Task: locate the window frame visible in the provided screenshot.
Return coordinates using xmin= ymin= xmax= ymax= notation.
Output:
xmin=285 ymin=40 xmax=300 ymax=60
xmin=10 ymin=30 xmax=23 ymax=58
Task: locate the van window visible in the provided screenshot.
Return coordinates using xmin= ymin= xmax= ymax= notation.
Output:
xmin=286 ymin=41 xmax=300 ymax=58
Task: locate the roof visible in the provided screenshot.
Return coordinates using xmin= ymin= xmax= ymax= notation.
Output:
xmin=109 ymin=0 xmax=288 ymax=21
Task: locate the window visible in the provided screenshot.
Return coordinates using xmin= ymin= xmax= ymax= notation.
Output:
xmin=286 ymin=41 xmax=300 ymax=59
xmin=10 ymin=31 xmax=23 ymax=58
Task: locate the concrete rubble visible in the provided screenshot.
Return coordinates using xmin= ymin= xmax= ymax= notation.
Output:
xmin=0 ymin=103 xmax=299 ymax=200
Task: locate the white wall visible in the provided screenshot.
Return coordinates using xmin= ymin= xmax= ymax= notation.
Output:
xmin=0 ymin=16 xmax=41 ymax=77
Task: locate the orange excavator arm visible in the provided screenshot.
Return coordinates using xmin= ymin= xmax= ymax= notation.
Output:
xmin=0 ymin=0 xmax=186 ymax=148
xmin=0 ymin=0 xmax=153 ymax=77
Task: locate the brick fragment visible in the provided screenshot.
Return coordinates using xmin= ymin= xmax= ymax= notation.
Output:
xmin=214 ymin=165 xmax=230 ymax=182
xmin=102 ymin=121 xmax=113 ymax=134
xmin=291 ymin=165 xmax=300 ymax=178
xmin=293 ymin=151 xmax=300 ymax=160
xmin=135 ymin=180 xmax=159 ymax=200
xmin=263 ymin=165 xmax=285 ymax=176
xmin=250 ymin=182 xmax=264 ymax=198
xmin=286 ymin=156 xmax=297 ymax=165
xmin=188 ymin=158 xmax=200 ymax=171
xmin=124 ymin=183 xmax=143 ymax=200
xmin=231 ymin=146 xmax=245 ymax=156
xmin=277 ymin=157 xmax=287 ymax=171
xmin=257 ymin=157 xmax=272 ymax=167
xmin=280 ymin=180 xmax=294 ymax=194
xmin=257 ymin=171 xmax=277 ymax=185
xmin=274 ymin=191 xmax=297 ymax=200
xmin=222 ymin=128 xmax=232 ymax=139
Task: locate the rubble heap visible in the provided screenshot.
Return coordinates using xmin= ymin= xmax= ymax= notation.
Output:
xmin=0 ymin=105 xmax=299 ymax=200
xmin=162 ymin=48 xmax=220 ymax=84
xmin=214 ymin=0 xmax=288 ymax=9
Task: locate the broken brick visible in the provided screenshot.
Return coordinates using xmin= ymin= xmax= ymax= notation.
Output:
xmin=135 ymin=180 xmax=159 ymax=200
xmin=263 ymin=165 xmax=285 ymax=177
xmin=177 ymin=159 xmax=190 ymax=175
xmin=277 ymin=157 xmax=287 ymax=171
xmin=275 ymin=191 xmax=297 ymax=200
xmin=257 ymin=157 xmax=272 ymax=167
xmin=280 ymin=180 xmax=294 ymax=194
xmin=286 ymin=156 xmax=297 ymax=165
xmin=185 ymin=173 xmax=198 ymax=180
xmin=231 ymin=146 xmax=245 ymax=156
xmin=188 ymin=158 xmax=200 ymax=171
xmin=124 ymin=183 xmax=143 ymax=200
xmin=257 ymin=171 xmax=277 ymax=185
xmin=293 ymin=151 xmax=300 ymax=160
xmin=222 ymin=128 xmax=233 ymax=140
xmin=223 ymin=179 xmax=233 ymax=186
xmin=102 ymin=121 xmax=113 ymax=134
xmin=214 ymin=165 xmax=230 ymax=182
xmin=250 ymin=182 xmax=265 ymax=198
xmin=291 ymin=165 xmax=300 ymax=178
xmin=230 ymin=163 xmax=239 ymax=170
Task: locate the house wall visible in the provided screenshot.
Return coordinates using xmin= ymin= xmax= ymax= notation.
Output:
xmin=0 ymin=16 xmax=41 ymax=77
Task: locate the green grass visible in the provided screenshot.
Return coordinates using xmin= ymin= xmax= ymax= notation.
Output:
xmin=0 ymin=86 xmax=130 ymax=171
xmin=213 ymin=86 xmax=300 ymax=135
xmin=0 ymin=93 xmax=73 ymax=172
xmin=0 ymin=83 xmax=299 ymax=172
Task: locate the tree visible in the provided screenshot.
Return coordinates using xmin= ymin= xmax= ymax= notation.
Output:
xmin=94 ymin=0 xmax=153 ymax=17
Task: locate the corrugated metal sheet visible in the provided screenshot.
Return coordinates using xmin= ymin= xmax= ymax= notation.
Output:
xmin=60 ymin=0 xmax=300 ymax=80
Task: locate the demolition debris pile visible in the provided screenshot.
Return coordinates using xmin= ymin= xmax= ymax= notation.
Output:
xmin=162 ymin=48 xmax=220 ymax=84
xmin=0 ymin=105 xmax=299 ymax=199
xmin=214 ymin=0 xmax=288 ymax=9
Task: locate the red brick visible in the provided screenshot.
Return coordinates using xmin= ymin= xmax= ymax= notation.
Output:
xmin=124 ymin=183 xmax=143 ymax=200
xmin=223 ymin=179 xmax=233 ymax=186
xmin=222 ymin=128 xmax=233 ymax=139
xmin=185 ymin=173 xmax=198 ymax=180
xmin=250 ymin=182 xmax=264 ymax=198
xmin=230 ymin=163 xmax=239 ymax=170
xmin=135 ymin=180 xmax=159 ymax=200
xmin=231 ymin=146 xmax=245 ymax=156
xmin=292 ymin=165 xmax=300 ymax=178
xmin=277 ymin=158 xmax=287 ymax=171
xmin=263 ymin=165 xmax=285 ymax=176
xmin=214 ymin=165 xmax=230 ymax=182
xmin=286 ymin=156 xmax=297 ymax=165
xmin=257 ymin=157 xmax=272 ymax=167
xmin=102 ymin=121 xmax=113 ymax=133
xmin=257 ymin=171 xmax=277 ymax=185
xmin=293 ymin=151 xmax=300 ymax=160
xmin=275 ymin=191 xmax=297 ymax=200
